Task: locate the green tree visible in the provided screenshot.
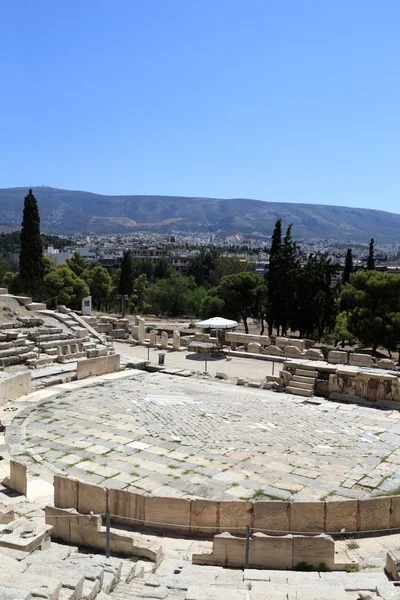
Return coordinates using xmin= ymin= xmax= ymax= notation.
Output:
xmin=66 ymin=252 xmax=90 ymax=277
xmin=332 ymin=311 xmax=356 ymax=347
xmin=82 ymin=266 xmax=112 ymax=310
xmin=367 ymin=238 xmax=375 ymax=270
xmin=153 ymin=257 xmax=173 ymax=280
xmin=216 ymin=272 xmax=262 ymax=333
xmin=253 ymin=280 xmax=268 ymax=335
xmin=19 ymin=189 xmax=44 ymax=297
xmin=267 ymin=219 xmax=282 ymax=335
xmin=208 ymin=256 xmax=256 ymax=287
xmin=200 ymin=290 xmax=226 ymax=319
xmin=118 ymin=251 xmax=134 ymax=296
xmin=340 ymin=271 xmax=400 ymax=355
xmin=44 ymin=265 xmax=90 ymax=309
xmin=0 ymin=257 xmax=13 ymax=285
xmin=294 ymin=255 xmax=338 ymax=339
xmin=146 ymin=274 xmax=197 ymax=316
xmin=185 ymin=286 xmax=207 ymax=318
xmin=342 ymin=248 xmax=353 ymax=284
xmin=132 ymin=259 xmax=154 ymax=281
xmin=186 ymin=248 xmax=219 ymax=286
xmin=128 ymin=273 xmax=151 ymax=314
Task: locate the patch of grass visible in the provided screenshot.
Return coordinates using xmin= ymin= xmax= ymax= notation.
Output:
xmin=130 ymin=472 xmax=140 ymax=478
xmin=101 ymin=449 xmax=113 ymax=456
xmin=200 ymin=413 xmax=207 ymax=418
xmin=251 ymin=489 xmax=283 ymax=501
xmin=168 ymin=465 xmax=179 ymax=470
xmin=231 ymin=482 xmax=239 ymax=487
xmin=346 ymin=565 xmax=358 ymax=573
xmin=346 ymin=540 xmax=360 ymax=550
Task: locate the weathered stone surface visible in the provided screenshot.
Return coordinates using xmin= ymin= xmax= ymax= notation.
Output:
xmin=280 ymin=370 xmax=293 ymax=385
xmin=145 ymin=496 xmax=191 ymax=531
xmin=325 ymin=500 xmax=358 ymax=533
xmin=253 ymin=501 xmax=290 ymax=533
xmin=304 ymin=348 xmax=324 ymax=360
xmin=349 ymin=353 xmax=373 ymax=368
xmin=108 ymin=488 xmax=145 ymax=526
xmin=291 ymin=502 xmax=325 ymax=533
xmin=288 ymin=339 xmax=305 ymax=352
xmin=191 ymin=499 xmax=218 ymax=534
xmin=292 ymin=534 xmax=336 ymax=570
xmin=359 ymin=497 xmax=390 ymax=531
xmin=328 ymin=351 xmax=348 ymax=365
xmin=264 ymin=345 xmax=284 ymax=356
xmin=285 ymin=345 xmax=302 ymax=358
xmin=377 ymin=358 xmax=397 ymax=370
xmin=76 ymin=354 xmax=120 ymax=379
xmin=0 ymin=371 xmax=31 ymax=406
xmin=54 ymin=476 xmax=79 ymax=509
xmin=248 ymin=342 xmax=261 ymax=354
xmin=78 ymin=482 xmax=107 ymax=515
xmin=219 ymin=501 xmax=252 ymax=534
xmin=390 ymin=496 xmax=400 ymax=529
xmin=160 ymin=331 xmax=169 ymax=348
xmin=9 ymin=460 xmax=27 ymax=496
xmin=173 ymin=330 xmax=181 ymax=350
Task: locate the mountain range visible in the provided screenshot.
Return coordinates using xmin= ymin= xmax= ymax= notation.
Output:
xmin=0 ymin=187 xmax=399 ymax=243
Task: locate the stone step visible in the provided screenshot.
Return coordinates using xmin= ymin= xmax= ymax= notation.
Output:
xmin=26 ymin=302 xmax=47 ymax=311
xmin=292 ymin=375 xmax=316 ymax=384
xmin=0 ymin=570 xmax=62 ymax=599
xmin=0 ymin=585 xmax=31 ymax=600
xmin=289 ymin=380 xmax=314 ymax=390
xmin=295 ymin=368 xmax=318 ymax=378
xmin=286 ymin=386 xmax=313 ymax=397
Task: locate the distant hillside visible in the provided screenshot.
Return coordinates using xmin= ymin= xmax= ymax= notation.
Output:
xmin=0 ymin=187 xmax=399 ymax=243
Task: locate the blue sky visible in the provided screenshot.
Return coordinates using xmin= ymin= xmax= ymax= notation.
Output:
xmin=1 ymin=0 xmax=400 ymax=213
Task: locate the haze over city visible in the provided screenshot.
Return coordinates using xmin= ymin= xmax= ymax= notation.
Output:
xmin=1 ymin=0 xmax=400 ymax=213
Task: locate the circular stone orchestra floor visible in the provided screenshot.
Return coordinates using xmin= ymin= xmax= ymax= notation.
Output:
xmin=8 ymin=371 xmax=400 ymax=502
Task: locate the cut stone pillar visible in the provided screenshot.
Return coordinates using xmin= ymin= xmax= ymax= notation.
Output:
xmin=149 ymin=330 xmax=157 ymax=346
xmin=173 ymin=330 xmax=180 ymax=350
xmin=160 ymin=331 xmax=169 ymax=348
xmin=137 ymin=318 xmax=146 ymax=343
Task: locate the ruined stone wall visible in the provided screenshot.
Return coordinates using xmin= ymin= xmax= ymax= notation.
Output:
xmin=76 ymin=354 xmax=121 ymax=380
xmin=52 ymin=475 xmax=400 ymax=540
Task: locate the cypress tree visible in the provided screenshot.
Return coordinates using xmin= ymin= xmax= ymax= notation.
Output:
xmin=118 ymin=250 xmax=134 ymax=296
xmin=19 ymin=189 xmax=44 ymax=297
xmin=267 ymin=219 xmax=282 ymax=335
xmin=367 ymin=238 xmax=375 ymax=270
xmin=342 ymin=248 xmax=353 ymax=284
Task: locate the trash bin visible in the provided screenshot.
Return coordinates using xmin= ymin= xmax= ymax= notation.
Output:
xmin=158 ymin=353 xmax=165 ymax=366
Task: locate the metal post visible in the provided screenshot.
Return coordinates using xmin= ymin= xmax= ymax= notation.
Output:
xmin=245 ymin=524 xmax=250 ymax=569
xmin=105 ymin=509 xmax=111 ymax=558
xmin=204 ymin=356 xmax=208 ymax=373
xmin=147 ymin=346 xmax=150 ymax=362
xmin=272 ymin=361 xmax=275 ymax=376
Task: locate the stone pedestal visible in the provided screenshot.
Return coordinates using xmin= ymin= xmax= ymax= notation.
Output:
xmin=149 ymin=330 xmax=157 ymax=346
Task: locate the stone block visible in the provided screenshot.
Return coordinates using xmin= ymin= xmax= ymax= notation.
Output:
xmin=275 ymin=337 xmax=288 ymax=348
xmin=248 ymin=342 xmax=261 ymax=354
xmin=328 ymin=351 xmax=348 ymax=365
xmin=108 ymin=488 xmax=145 ymax=526
xmin=69 ymin=513 xmax=102 ymax=548
xmin=191 ymin=500 xmax=218 ymax=534
xmin=290 ymin=502 xmax=325 ymax=533
xmin=251 ymin=532 xmax=293 ymax=569
xmin=9 ymin=460 xmax=27 ymax=496
xmin=0 ymin=371 xmax=31 ymax=406
xmin=219 ymin=501 xmax=252 ymax=534
xmin=292 ymin=534 xmax=335 ymax=570
xmin=78 ymin=482 xmax=107 ymax=515
xmin=149 ymin=330 xmax=157 ymax=346
xmin=377 ymin=359 xmax=397 ymax=370
xmin=285 ymin=345 xmax=302 ymax=358
xmin=325 ymin=500 xmax=358 ymax=533
xmin=359 ymin=497 xmax=390 ymax=532
xmin=0 ymin=503 xmax=14 ymax=524
xmin=304 ymin=348 xmax=324 ymax=360
xmin=390 ymin=496 xmax=400 ymax=529
xmin=145 ymin=496 xmax=191 ymax=532
xmin=253 ymin=501 xmax=290 ymax=534
xmin=264 ymin=345 xmax=284 ymax=356
xmin=54 ymin=475 xmax=79 ymax=509
xmin=45 ymin=505 xmax=73 ymax=540
xmin=76 ymin=354 xmax=120 ymax=379
xmin=288 ymin=339 xmax=305 ymax=352
xmin=349 ymin=353 xmax=373 ymax=368
xmin=137 ymin=318 xmax=146 ymax=343
xmin=280 ymin=370 xmax=293 ymax=386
